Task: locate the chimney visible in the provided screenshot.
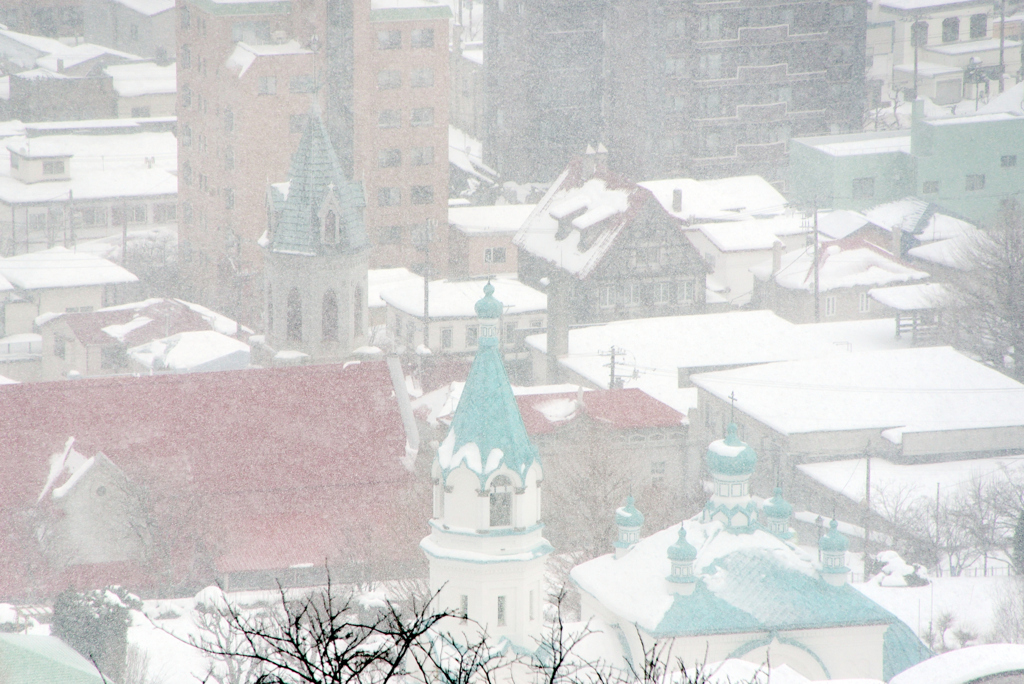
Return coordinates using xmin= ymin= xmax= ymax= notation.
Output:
xmin=772 ymin=241 xmax=783 ymax=274
xmin=672 ymin=188 xmax=683 ymax=213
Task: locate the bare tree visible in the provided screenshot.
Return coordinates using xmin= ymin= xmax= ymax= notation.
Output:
xmin=945 ymin=200 xmax=1024 ymax=381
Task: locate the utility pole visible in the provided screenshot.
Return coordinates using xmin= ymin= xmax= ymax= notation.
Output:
xmin=421 ymin=226 xmax=430 ymax=346
xmin=913 ymin=14 xmax=920 ymax=99
xmin=813 ymin=202 xmax=820 ymax=323
xmin=599 ymin=345 xmax=627 ymax=388
xmin=1000 ymin=0 xmax=1006 ymax=93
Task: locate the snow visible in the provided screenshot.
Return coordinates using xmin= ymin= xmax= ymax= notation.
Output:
xmin=977 ymin=81 xmax=1024 ymax=116
xmin=381 ymin=278 xmax=545 ymax=318
xmin=809 ymin=135 xmax=911 ymax=157
xmin=448 ymin=204 xmax=536 ymax=235
xmin=226 ymin=41 xmax=312 ymax=78
xmin=180 ymin=300 xmax=241 ymax=336
xmin=695 ymin=221 xmax=781 ymax=252
xmin=874 ymin=551 xmax=928 ymax=588
xmin=752 ymin=242 xmax=928 ymax=292
xmin=892 ymin=62 xmax=961 ymax=77
xmin=34 ymin=43 xmax=141 ymax=72
xmin=102 ymin=316 xmax=153 ymax=341
xmin=104 ymin=62 xmax=176 ymax=97
xmin=816 ymin=210 xmax=873 ymax=240
xmin=51 ymin=455 xmax=94 ymax=499
xmin=533 ymin=397 xmax=578 ymax=423
xmin=691 ymin=346 xmax=1024 ymax=437
xmin=128 ymin=330 xmax=250 ymax=372
xmin=111 ymin=0 xmax=175 ymax=15
xmin=869 ymin=282 xmax=947 ymax=311
xmin=274 ymin=350 xmax=309 ymax=361
xmin=0 ymin=374 xmax=18 ymax=384
xmin=798 ymin=455 xmax=1024 ymax=512
xmin=927 ymin=38 xmax=1022 ymax=56
xmin=420 ymin=536 xmax=547 ymax=563
xmin=889 ymin=644 xmax=1024 ymax=684
xmin=368 ymin=267 xmax=423 ymax=309
xmin=907 ymin=236 xmax=973 ymax=270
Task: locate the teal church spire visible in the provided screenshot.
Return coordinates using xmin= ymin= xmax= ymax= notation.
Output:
xmin=436 ymin=282 xmax=539 ymax=485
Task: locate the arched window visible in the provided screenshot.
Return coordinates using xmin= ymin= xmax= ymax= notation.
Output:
xmin=267 ymin=285 xmax=273 ymax=333
xmin=287 ymin=288 xmax=302 ymax=342
xmin=911 ymin=21 xmax=928 ymax=47
xmin=324 ymin=211 xmax=337 ymax=244
xmin=489 ymin=475 xmax=513 ymax=527
xmin=322 ymin=290 xmax=338 ymax=341
xmin=353 ymin=286 xmax=363 ymax=334
xmin=942 ymin=16 xmax=959 ymax=43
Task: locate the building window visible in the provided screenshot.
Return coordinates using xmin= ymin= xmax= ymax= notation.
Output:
xmin=112 ymin=205 xmax=146 ymax=224
xmin=258 ymin=76 xmax=277 ymax=95
xmin=378 ymin=187 xmax=401 ymax=206
xmin=655 ymin=281 xmax=672 ymax=304
xmin=131 ymin=106 xmax=150 ymax=118
xmin=410 ymin=107 xmax=434 ymax=127
xmin=289 ymin=74 xmax=314 ymax=93
xmin=54 ymin=335 xmax=66 ymax=359
xmin=381 ymin=226 xmax=402 ymax=244
xmin=911 ymin=21 xmax=928 ymax=47
xmin=287 ymin=288 xmax=302 ymax=342
xmin=624 ymin=282 xmax=640 ymax=306
xmin=181 ymin=85 xmax=191 ymax=108
xmin=181 ymin=6 xmax=190 ymax=29
xmin=81 ymin=207 xmax=107 ymax=226
xmin=322 ymin=290 xmax=338 ymax=341
xmin=466 ymin=326 xmax=478 ymax=347
xmin=43 ymin=160 xmax=64 ymax=175
xmin=942 ymin=17 xmax=960 ymax=43
xmin=224 ymin=188 xmax=234 ymax=210
xmin=324 ymin=211 xmax=337 ymax=244
xmin=505 ymin=322 xmax=516 ymax=343
xmin=970 ymin=13 xmax=987 ymax=40
xmin=599 ymin=285 xmax=615 ymax=308
xmin=489 ymin=475 xmax=513 ymax=526
xmin=225 ymin=146 xmax=234 ymax=170
xmin=496 ymin=596 xmax=507 ymax=627
xmin=411 ymin=28 xmax=434 ymax=48
xmin=410 ymin=67 xmax=434 ymax=87
xmin=378 ymin=148 xmax=401 ymax=168
xmin=290 ymin=114 xmax=308 ymax=134
xmin=154 ymin=204 xmax=175 ymax=222
xmin=531 ymin=319 xmax=542 ymax=328
xmin=377 ymin=69 xmax=401 ymax=89
xmin=181 ymin=124 xmax=192 ymax=147
xmin=181 ymin=45 xmax=191 ymax=69
xmin=825 ymin=295 xmax=837 ymax=317
xmin=852 ymin=177 xmax=875 ymax=199
xmin=441 ymin=327 xmax=452 ymax=349
xmin=224 ymin=108 xmax=234 ymax=132
xmin=182 ymin=201 xmax=193 ymax=225
xmin=923 ymin=180 xmax=939 ymax=193
xmin=966 ymin=174 xmax=986 ymax=191
xmin=1002 ymin=155 xmax=1017 ymax=167
xmin=378 ymin=109 xmax=401 ymax=128
xmin=859 ymin=292 xmax=871 ymax=313
xmin=411 ymin=146 xmax=434 ymax=165
xmin=377 ymin=30 xmax=401 ymax=49
xmin=354 ymin=287 xmax=363 ymax=334
xmin=484 ymin=247 xmax=506 ymax=263
xmin=698 ymin=52 xmax=722 ymax=79
xmin=410 ymin=186 xmax=434 ymax=204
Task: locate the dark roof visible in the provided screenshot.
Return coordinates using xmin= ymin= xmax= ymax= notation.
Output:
xmin=517 ymin=388 xmax=685 ymax=435
xmin=269 ymin=106 xmax=367 ymax=256
xmin=48 ymin=299 xmax=225 ymax=347
xmin=0 ymin=361 xmax=425 ymax=599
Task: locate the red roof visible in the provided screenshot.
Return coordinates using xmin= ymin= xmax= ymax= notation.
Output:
xmin=516 ymin=388 xmax=684 ymax=434
xmin=0 ymin=361 xmax=425 ymax=600
xmin=51 ymin=298 xmax=232 ymax=347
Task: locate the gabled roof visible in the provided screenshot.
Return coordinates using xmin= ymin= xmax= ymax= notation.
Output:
xmin=268 ymin=106 xmax=367 ymax=257
xmin=0 ymin=247 xmax=138 ymax=290
xmin=751 ymin=238 xmax=929 ymax=292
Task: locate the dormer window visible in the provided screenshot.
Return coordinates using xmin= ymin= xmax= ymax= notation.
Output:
xmin=324 ymin=211 xmax=337 ymax=244
xmin=489 ymin=475 xmax=513 ymax=527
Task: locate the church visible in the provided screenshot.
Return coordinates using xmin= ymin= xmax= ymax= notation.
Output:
xmin=423 ymin=282 xmax=932 ymax=680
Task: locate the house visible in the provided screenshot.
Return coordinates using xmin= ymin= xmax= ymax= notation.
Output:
xmin=0 ymin=247 xmax=138 ymax=339
xmin=104 ymin=61 xmax=176 ymax=118
xmin=368 ymin=267 xmax=422 ymax=328
xmin=789 ymin=99 xmax=1024 ymax=226
xmin=83 ymin=0 xmax=176 ymax=62
xmin=0 ymin=359 xmax=424 ymax=599
xmin=750 ymin=237 xmax=930 ymax=323
xmin=0 ymin=126 xmax=178 ymax=255
xmin=35 ymin=297 xmax=247 ymax=381
xmin=514 ymin=152 xmax=709 ymax=379
xmin=685 ymin=221 xmax=783 ymax=307
xmin=381 ymin=278 xmax=545 ymax=376
xmin=447 ymin=204 xmax=534 ymax=278
xmin=570 ymin=426 xmax=931 ymax=681
xmin=690 ymin=346 xmax=1024 ymax=498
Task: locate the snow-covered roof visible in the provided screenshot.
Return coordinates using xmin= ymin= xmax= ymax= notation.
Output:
xmin=869 ymin=282 xmax=947 ymax=311
xmin=926 ymin=111 xmax=1020 ymax=126
xmin=800 ymin=132 xmax=911 ymax=157
xmin=640 ymin=175 xmax=786 ymax=221
xmin=752 ymin=240 xmax=929 ymax=292
xmin=449 ymin=125 xmax=497 ymax=183
xmin=890 ymin=644 xmax=1024 ymax=684
xmin=906 ymin=235 xmax=973 ymax=270
xmin=34 ymin=43 xmax=141 ymax=72
xmin=37 ymin=437 xmax=95 ymax=502
xmin=816 ymin=209 xmax=875 ymax=240
xmin=111 ymin=0 xmax=175 ymax=15
xmin=690 ymin=346 xmax=1024 ymax=439
xmin=0 ymin=130 xmax=176 ymax=204
xmin=449 ymin=204 xmax=536 ymax=235
xmin=694 ymin=221 xmax=781 ymax=252
xmin=0 ymin=247 xmax=138 ymax=289
xmin=367 ymin=267 xmax=423 ymax=309
xmin=128 ymin=330 xmax=250 ymax=373
xmin=225 ymin=41 xmax=310 ymax=78
xmin=977 ymin=80 xmax=1024 ymax=116
xmin=104 ymin=62 xmax=176 ymax=97
xmin=798 ymin=455 xmax=1024 ymax=514
xmin=381 ymin=278 xmax=545 ymax=318
xmin=893 ymin=61 xmax=962 ymax=77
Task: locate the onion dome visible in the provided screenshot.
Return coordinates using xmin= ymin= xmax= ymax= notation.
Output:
xmin=819 ymin=519 xmax=849 ymax=553
xmin=616 ymin=496 xmax=645 ymax=528
xmin=475 ymin=281 xmax=503 ymax=319
xmin=706 ymin=423 xmax=757 ymax=476
xmin=667 ymin=527 xmax=698 ymax=562
xmin=763 ymin=487 xmax=793 ymax=520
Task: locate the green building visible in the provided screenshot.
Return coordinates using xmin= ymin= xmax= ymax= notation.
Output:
xmin=789 ymin=100 xmax=1024 ymax=226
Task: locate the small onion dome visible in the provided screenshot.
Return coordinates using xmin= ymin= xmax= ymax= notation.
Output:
xmin=705 ymin=423 xmax=757 ymax=476
xmin=763 ymin=487 xmax=793 ymax=519
xmin=475 ymin=281 xmax=504 ymax=319
xmin=819 ymin=519 xmax=849 ymax=553
xmin=667 ymin=527 xmax=698 ymax=562
xmin=615 ymin=495 xmax=645 ymax=528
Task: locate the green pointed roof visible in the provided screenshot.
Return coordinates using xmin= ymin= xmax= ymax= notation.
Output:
xmin=763 ymin=487 xmax=793 ymax=519
xmin=706 ymin=423 xmax=757 ymax=476
xmin=268 ymin=104 xmax=366 ymax=256
xmin=615 ymin=495 xmax=645 ymax=528
xmin=667 ymin=527 xmax=697 ymax=562
xmin=475 ymin=281 xmax=503 ymax=318
xmin=436 ymin=284 xmax=539 ymax=485
xmin=819 ymin=519 xmax=849 ymax=552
